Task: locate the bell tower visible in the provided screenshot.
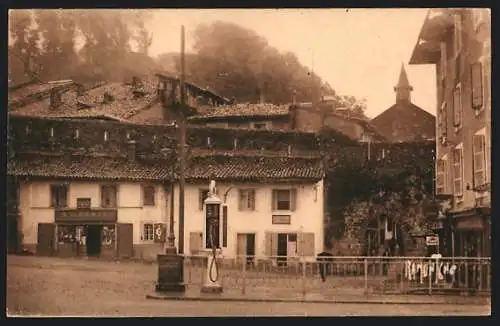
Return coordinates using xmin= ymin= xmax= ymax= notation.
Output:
xmin=394 ymin=63 xmax=413 ymax=104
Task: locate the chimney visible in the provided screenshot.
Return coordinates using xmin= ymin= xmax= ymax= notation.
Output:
xmin=76 ymin=84 xmax=85 ymax=97
xmin=50 ymin=89 xmax=62 ymax=109
xmin=127 ymin=140 xmax=137 ymax=162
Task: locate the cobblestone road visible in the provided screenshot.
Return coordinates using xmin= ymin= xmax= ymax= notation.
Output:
xmin=6 ymin=256 xmax=491 ymax=317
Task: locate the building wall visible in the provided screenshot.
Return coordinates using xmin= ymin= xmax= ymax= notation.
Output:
xmin=18 ymin=180 xmax=168 ymax=260
xmin=174 ymin=181 xmax=324 ymax=260
xmin=435 ymin=9 xmax=491 ymax=210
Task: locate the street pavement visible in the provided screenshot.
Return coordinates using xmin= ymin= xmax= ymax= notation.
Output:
xmin=6 ymin=255 xmax=491 ymax=317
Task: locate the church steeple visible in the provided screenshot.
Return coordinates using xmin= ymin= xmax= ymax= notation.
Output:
xmin=394 ymin=63 xmax=413 ymax=103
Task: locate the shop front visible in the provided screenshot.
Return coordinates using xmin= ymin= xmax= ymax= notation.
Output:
xmin=37 ymin=209 xmax=134 ymax=258
xmin=452 ymin=208 xmax=491 ymax=258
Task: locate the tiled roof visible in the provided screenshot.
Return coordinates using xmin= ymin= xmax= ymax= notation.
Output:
xmin=7 ymin=154 xmax=173 ymax=181
xmin=189 ymin=103 xmax=290 ymax=120
xmin=186 ymin=155 xmax=324 ymax=181
xmin=8 ymin=80 xmax=74 ymax=108
xmin=9 ymin=79 xmax=159 ymax=121
xmin=7 ymin=153 xmax=324 ymax=182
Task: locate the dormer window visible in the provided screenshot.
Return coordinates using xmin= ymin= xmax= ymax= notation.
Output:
xmin=25 ymin=124 xmax=31 ymax=135
xmin=233 ymin=138 xmax=238 ymax=149
xmin=50 ymin=127 xmax=54 ymax=138
xmin=104 ymin=131 xmax=109 ymax=142
xmin=207 ymin=137 xmax=212 ymax=148
xmin=126 ymin=132 xmax=130 ymax=139
xmin=74 ymin=129 xmax=80 ymax=139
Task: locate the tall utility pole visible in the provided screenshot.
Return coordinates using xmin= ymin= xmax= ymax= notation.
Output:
xmin=178 ymin=25 xmax=186 ymax=255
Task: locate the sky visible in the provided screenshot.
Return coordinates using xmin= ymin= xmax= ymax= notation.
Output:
xmin=147 ymin=9 xmax=436 ymax=119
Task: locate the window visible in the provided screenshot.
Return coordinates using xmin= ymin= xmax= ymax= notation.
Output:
xmin=233 ymin=138 xmax=238 ymax=149
xmin=50 ymin=127 xmax=54 ymax=138
xmin=238 ymin=189 xmax=256 ymax=211
xmin=272 ymin=189 xmax=297 ymax=211
xmin=199 ymin=189 xmax=210 ymax=211
xmin=25 ymin=124 xmax=31 ymax=135
xmin=50 ymin=184 xmax=68 ymax=208
xmin=76 ymin=198 xmax=91 ymax=209
xmin=452 ymin=146 xmax=464 ymax=197
xmin=436 ymin=157 xmax=447 ymax=195
xmin=104 ymin=131 xmax=109 ymax=142
xmin=74 ymin=129 xmax=80 ymax=139
xmin=471 ymin=62 xmax=483 ymax=110
xmin=473 ymin=133 xmax=487 ymax=187
xmin=453 ymin=13 xmax=462 ymax=55
xmin=143 ymin=186 xmax=156 ymax=206
xmin=253 ymin=122 xmax=267 ymax=130
xmin=142 ymin=223 xmax=154 ymax=241
xmin=453 ymin=84 xmax=462 ymax=128
xmin=101 ymin=185 xmax=117 ymax=208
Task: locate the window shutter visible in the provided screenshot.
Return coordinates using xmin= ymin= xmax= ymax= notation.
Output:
xmin=271 ymin=233 xmax=278 ymax=256
xmin=298 ymin=232 xmax=315 ymax=257
xmin=453 ymin=149 xmax=463 ymax=196
xmin=440 ymin=42 xmax=447 ymax=78
xmin=265 ymin=232 xmax=272 ymax=256
xmin=238 ymin=189 xmax=243 ymax=211
xmin=199 ymin=189 xmax=204 ymax=211
xmin=473 ymin=135 xmax=486 ymax=187
xmin=189 ymin=232 xmax=203 ymax=254
xmin=453 ymin=86 xmax=462 ymax=127
xmin=290 ymin=188 xmax=297 ymax=211
xmin=250 ymin=190 xmax=256 ymax=211
xmin=50 ymin=186 xmax=57 ymax=207
xmin=471 ymin=62 xmax=483 ymax=109
xmin=271 ymin=189 xmax=277 ymax=211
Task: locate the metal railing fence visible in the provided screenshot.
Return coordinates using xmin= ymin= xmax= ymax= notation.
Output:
xmin=181 ymin=255 xmax=491 ymax=298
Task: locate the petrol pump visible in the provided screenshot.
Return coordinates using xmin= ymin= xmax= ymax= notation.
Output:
xmin=201 ymin=180 xmax=223 ymax=294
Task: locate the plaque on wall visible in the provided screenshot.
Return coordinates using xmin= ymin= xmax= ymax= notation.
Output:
xmin=272 ymin=215 xmax=291 ymax=225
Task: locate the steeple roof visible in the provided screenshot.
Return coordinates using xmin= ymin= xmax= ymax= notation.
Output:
xmin=397 ymin=63 xmax=411 ymax=88
xmin=394 ymin=63 xmax=413 ymax=103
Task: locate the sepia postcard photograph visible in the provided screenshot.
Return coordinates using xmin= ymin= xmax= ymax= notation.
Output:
xmin=6 ymin=8 xmax=491 ymax=317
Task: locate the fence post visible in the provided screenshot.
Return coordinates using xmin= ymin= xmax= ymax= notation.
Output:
xmin=428 ymin=258 xmax=432 ymax=295
xmin=400 ymin=259 xmax=404 ymax=293
xmin=301 ymin=260 xmax=306 ymax=299
xmin=364 ymin=258 xmax=368 ymax=295
xmin=242 ymin=257 xmax=246 ymax=295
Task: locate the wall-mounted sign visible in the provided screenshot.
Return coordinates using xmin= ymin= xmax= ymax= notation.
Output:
xmin=55 ymin=209 xmax=117 ymax=223
xmin=272 ymin=215 xmax=291 ymax=225
xmin=425 ymin=235 xmax=439 ymax=246
xmin=154 ymin=223 xmax=166 ymax=243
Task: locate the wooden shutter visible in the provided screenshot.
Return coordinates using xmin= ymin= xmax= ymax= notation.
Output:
xmin=117 ymin=223 xmax=134 ymax=258
xmin=471 ymin=62 xmax=483 ymax=109
xmin=238 ymin=189 xmax=243 ymax=211
xmin=453 ymin=148 xmax=463 ymax=196
xmin=250 ymin=190 xmax=256 ymax=211
xmin=265 ymin=232 xmax=278 ymax=256
xmin=436 ymin=159 xmax=446 ymax=195
xmin=440 ymin=42 xmax=447 ymax=78
xmin=453 ymin=85 xmax=462 ymax=127
xmin=37 ymin=223 xmax=56 ymax=256
xmin=189 ymin=232 xmax=203 ymax=254
xmin=473 ymin=134 xmax=486 ymax=187
xmin=298 ymin=232 xmax=315 ymax=257
xmin=199 ymin=189 xmax=204 ymax=211
xmin=290 ymin=188 xmax=297 ymax=211
xmin=271 ymin=189 xmax=277 ymax=211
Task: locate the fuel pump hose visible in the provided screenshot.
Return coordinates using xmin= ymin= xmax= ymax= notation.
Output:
xmin=208 ymin=223 xmax=219 ymax=283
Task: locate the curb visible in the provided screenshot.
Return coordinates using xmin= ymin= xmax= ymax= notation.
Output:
xmin=145 ymin=294 xmax=490 ymax=306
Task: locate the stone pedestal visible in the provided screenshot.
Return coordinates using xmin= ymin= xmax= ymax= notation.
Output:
xmin=201 ymin=252 xmax=223 ymax=294
xmin=156 ymin=253 xmax=186 ymax=293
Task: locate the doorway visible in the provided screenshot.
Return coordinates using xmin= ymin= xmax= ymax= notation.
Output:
xmin=86 ymin=225 xmax=102 ymax=257
xmin=236 ymin=233 xmax=256 ymax=266
xmin=277 ymin=233 xmax=288 ymax=266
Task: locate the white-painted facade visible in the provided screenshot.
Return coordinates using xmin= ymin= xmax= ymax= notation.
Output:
xmin=18 ymin=179 xmax=325 ymax=260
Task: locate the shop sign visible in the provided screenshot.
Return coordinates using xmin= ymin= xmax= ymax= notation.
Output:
xmin=154 ymin=223 xmax=166 ymax=243
xmin=55 ymin=209 xmax=117 ymax=223
xmin=456 ymin=217 xmax=484 ymax=230
xmin=426 ymin=235 xmax=439 ymax=246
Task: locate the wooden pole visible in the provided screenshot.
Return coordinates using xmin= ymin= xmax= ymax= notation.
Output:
xmin=178 ymin=25 xmax=186 ymax=254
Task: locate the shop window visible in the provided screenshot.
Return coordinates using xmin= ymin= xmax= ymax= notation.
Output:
xmin=58 ymin=225 xmax=76 ymax=244
xmin=101 ymin=185 xmax=117 ymax=208
xmin=51 ymin=184 xmax=68 ymax=208
xmin=142 ymin=223 xmax=154 ymax=241
xmin=143 ymin=186 xmax=156 ymax=206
